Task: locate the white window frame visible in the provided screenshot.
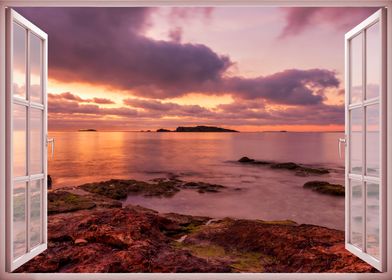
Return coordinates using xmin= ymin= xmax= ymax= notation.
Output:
xmin=344 ymin=9 xmax=387 ymax=271
xmin=5 ymin=9 xmax=48 ymax=272
xmin=0 ymin=0 xmax=391 ymax=280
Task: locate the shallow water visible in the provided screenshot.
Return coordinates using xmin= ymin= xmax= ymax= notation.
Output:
xmin=49 ymin=131 xmax=345 ymax=229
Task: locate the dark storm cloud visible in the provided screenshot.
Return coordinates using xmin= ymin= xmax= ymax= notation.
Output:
xmin=16 ymin=7 xmax=231 ymax=99
xmin=17 ymin=8 xmax=342 ymax=106
xmin=219 ymin=69 xmax=339 ymax=105
xmin=280 ymin=7 xmax=379 ymax=38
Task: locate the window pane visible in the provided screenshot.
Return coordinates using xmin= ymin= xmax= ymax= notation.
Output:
xmin=30 ymin=34 xmax=42 ymax=103
xmin=350 ymin=108 xmax=363 ymax=174
xmin=12 ymin=23 xmax=26 ymax=99
xmin=366 ymin=104 xmax=380 ymax=177
xmin=30 ymin=109 xmax=43 ymax=174
xmin=350 ymin=33 xmax=363 ymax=104
xmin=366 ymin=182 xmax=380 ymax=260
xmin=13 ymin=104 xmax=27 ymax=177
xmin=350 ymin=180 xmax=363 ymax=249
xmin=13 ymin=181 xmax=26 ymax=260
xmin=30 ymin=180 xmax=42 ymax=248
xmin=366 ymin=22 xmax=380 ymax=100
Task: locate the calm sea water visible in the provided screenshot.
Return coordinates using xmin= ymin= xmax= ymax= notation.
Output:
xmin=49 ymin=131 xmax=345 ymax=229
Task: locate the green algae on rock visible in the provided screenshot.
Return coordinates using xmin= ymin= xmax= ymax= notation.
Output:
xmin=303 ymin=181 xmax=345 ymax=196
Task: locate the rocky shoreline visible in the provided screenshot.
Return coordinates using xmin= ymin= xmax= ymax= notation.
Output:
xmin=17 ymin=177 xmax=373 ymax=273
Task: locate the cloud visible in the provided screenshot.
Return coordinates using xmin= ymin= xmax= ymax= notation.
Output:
xmin=16 ymin=7 xmax=231 ymax=99
xmin=218 ymin=69 xmax=339 ymax=105
xmin=49 ymin=92 xmax=86 ymax=102
xmin=168 ymin=27 xmax=183 ymax=43
xmin=280 ymin=7 xmax=379 ymax=38
xmin=49 ymin=92 xmax=116 ymax=105
xmin=48 ymin=91 xmax=343 ymax=130
xmin=169 ymin=7 xmax=214 ymax=21
xmin=17 ymin=8 xmax=341 ymax=107
xmin=49 ymin=99 xmax=137 ymax=117
xmin=92 ymin=98 xmax=115 ymax=104
xmin=123 ymin=98 xmax=212 ymax=117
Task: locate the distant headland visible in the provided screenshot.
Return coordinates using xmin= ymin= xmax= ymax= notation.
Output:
xmin=157 ymin=126 xmax=239 ymax=133
xmin=78 ymin=129 xmax=97 ymax=132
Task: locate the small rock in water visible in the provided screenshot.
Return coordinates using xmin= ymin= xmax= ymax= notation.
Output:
xmin=238 ymin=157 xmax=255 ymax=163
xmin=303 ymin=181 xmax=344 ymax=196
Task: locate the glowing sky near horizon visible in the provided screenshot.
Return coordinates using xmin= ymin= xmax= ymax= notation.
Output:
xmin=16 ymin=7 xmax=379 ymax=132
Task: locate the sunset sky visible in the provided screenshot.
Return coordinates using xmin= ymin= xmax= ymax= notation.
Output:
xmin=17 ymin=7 xmax=378 ymax=132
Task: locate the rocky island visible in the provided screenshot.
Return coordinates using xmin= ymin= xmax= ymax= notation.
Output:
xmin=78 ymin=129 xmax=97 ymax=132
xmin=156 ymin=126 xmax=239 ymax=132
xmin=16 ymin=177 xmax=372 ymax=273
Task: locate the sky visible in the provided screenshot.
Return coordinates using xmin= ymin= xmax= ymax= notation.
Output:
xmin=16 ymin=7 xmax=378 ymax=132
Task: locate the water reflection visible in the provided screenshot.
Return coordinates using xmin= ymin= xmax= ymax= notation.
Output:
xmin=47 ymin=131 xmax=345 ymax=229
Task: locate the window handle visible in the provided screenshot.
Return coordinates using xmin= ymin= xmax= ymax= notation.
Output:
xmin=338 ymin=137 xmax=346 ymax=159
xmin=47 ymin=137 xmax=55 ymax=159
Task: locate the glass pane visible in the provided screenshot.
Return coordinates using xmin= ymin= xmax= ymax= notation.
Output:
xmin=366 ymin=104 xmax=380 ymax=176
xmin=350 ymin=180 xmax=363 ymax=249
xmin=350 ymin=33 xmax=363 ymax=104
xmin=30 ymin=180 xmax=42 ymax=248
xmin=12 ymin=23 xmax=26 ymax=99
xmin=13 ymin=181 xmax=26 ymax=259
xmin=366 ymin=182 xmax=380 ymax=260
xmin=13 ymin=104 xmax=27 ymax=177
xmin=350 ymin=108 xmax=363 ymax=174
xmin=30 ymin=109 xmax=43 ymax=174
xmin=30 ymin=34 xmax=42 ymax=103
xmin=366 ymin=22 xmax=380 ymax=100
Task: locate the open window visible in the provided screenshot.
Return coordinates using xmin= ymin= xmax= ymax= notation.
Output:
xmin=344 ymin=8 xmax=387 ymax=271
xmin=5 ymin=9 xmax=48 ymax=272
xmin=1 ymin=4 xmax=389 ymax=276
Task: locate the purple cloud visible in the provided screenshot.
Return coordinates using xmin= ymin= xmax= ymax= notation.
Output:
xmin=49 ymin=92 xmax=115 ymax=105
xmin=219 ymin=69 xmax=339 ymax=105
xmin=280 ymin=7 xmax=379 ymax=38
xmin=16 ymin=7 xmax=231 ymax=99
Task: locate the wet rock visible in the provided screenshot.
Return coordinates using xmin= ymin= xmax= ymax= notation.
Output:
xmin=238 ymin=157 xmax=270 ymax=164
xmin=17 ymin=198 xmax=374 ymax=273
xmin=237 ymin=157 xmax=329 ymax=176
xmin=238 ymin=157 xmax=255 ymax=163
xmin=80 ymin=179 xmax=181 ymax=199
xmin=182 ymin=181 xmax=226 ymax=193
xmin=303 ymin=181 xmax=345 ymax=196
xmin=80 ymin=178 xmax=227 ymax=200
xmin=16 ymin=207 xmax=231 ymax=273
xmin=270 ymin=162 xmax=329 ymax=175
xmin=48 ymin=191 xmax=96 ymax=215
xmin=181 ymin=218 xmax=376 ymax=273
xmin=47 ymin=175 xmax=53 ymax=189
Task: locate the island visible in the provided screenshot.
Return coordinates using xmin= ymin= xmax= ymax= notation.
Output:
xmin=156 ymin=126 xmax=239 ymax=133
xmin=78 ymin=129 xmax=97 ymax=132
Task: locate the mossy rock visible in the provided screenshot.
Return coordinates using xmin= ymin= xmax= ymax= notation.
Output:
xmin=80 ymin=178 xmax=227 ymax=200
xmin=303 ymin=181 xmax=345 ymax=196
xmin=80 ymin=179 xmax=182 ymax=200
xmin=48 ymin=191 xmax=96 ymax=214
xmin=257 ymin=219 xmax=298 ymax=226
xmin=271 ymin=162 xmax=329 ymax=175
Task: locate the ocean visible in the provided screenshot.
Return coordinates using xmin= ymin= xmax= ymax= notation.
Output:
xmin=48 ymin=131 xmax=345 ymax=229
